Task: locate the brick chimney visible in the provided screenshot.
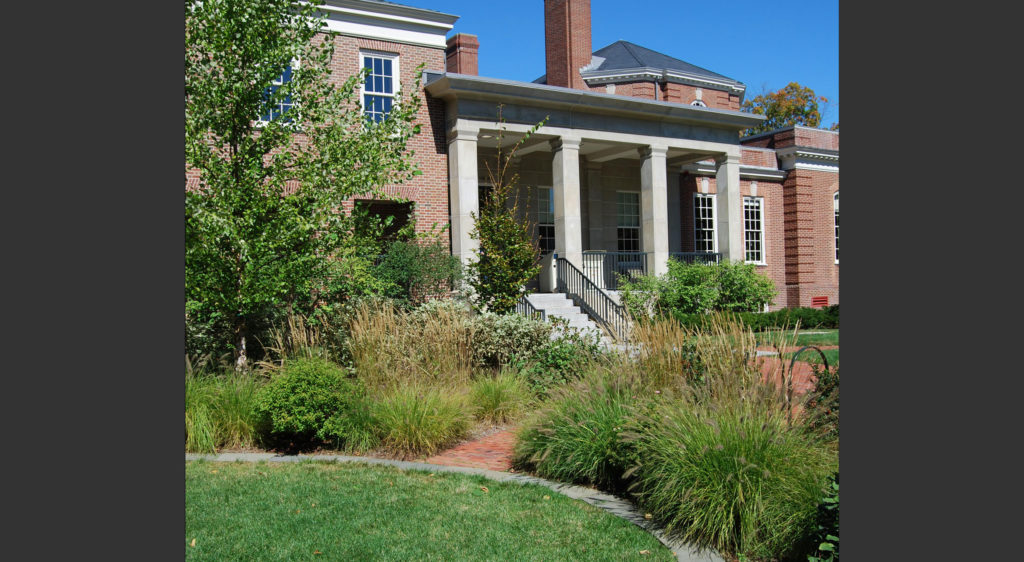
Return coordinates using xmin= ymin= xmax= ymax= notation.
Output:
xmin=544 ymin=0 xmax=591 ymax=89
xmin=445 ymin=33 xmax=479 ymax=75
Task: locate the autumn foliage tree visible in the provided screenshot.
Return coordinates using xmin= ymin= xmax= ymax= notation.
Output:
xmin=741 ymin=82 xmax=833 ymax=136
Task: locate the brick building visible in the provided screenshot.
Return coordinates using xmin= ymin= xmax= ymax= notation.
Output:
xmin=192 ymin=0 xmax=838 ymax=312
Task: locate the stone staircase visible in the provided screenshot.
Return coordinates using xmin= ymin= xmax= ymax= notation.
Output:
xmin=524 ymin=292 xmax=609 ymax=344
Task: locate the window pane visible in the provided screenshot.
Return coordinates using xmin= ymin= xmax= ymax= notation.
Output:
xmin=374 ymin=76 xmax=382 ymax=93
xmin=364 ymin=57 xmax=372 ymax=71
xmin=383 ymin=59 xmax=392 ymax=77
xmin=383 ymin=77 xmax=392 ymax=94
xmin=382 ymin=97 xmax=392 ymax=114
xmin=373 ymin=57 xmax=382 ymax=74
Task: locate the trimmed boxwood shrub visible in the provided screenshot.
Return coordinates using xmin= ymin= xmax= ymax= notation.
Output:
xmin=673 ymin=305 xmax=839 ymax=331
xmin=253 ymin=357 xmax=364 ymax=447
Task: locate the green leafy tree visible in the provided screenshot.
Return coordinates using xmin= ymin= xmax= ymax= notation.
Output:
xmin=185 ymin=0 xmax=423 ymax=367
xmin=741 ymin=82 xmax=833 ymax=136
xmin=466 ymin=109 xmax=548 ymax=314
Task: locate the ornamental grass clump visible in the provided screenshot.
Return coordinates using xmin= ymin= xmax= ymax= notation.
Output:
xmin=513 ymin=368 xmax=643 ymax=490
xmin=185 ymin=360 xmax=264 ymax=453
xmin=630 ymin=401 xmax=836 ymax=561
xmin=348 ymin=299 xmax=475 ymax=391
xmin=469 ymin=371 xmax=532 ymax=424
xmin=372 ymin=385 xmax=473 ymax=458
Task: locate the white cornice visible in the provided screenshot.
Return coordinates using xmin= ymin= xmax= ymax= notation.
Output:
xmin=305 ymin=1 xmax=455 ymax=49
xmin=776 ymin=146 xmax=839 ymax=172
xmin=681 ymin=162 xmax=787 ymax=180
xmin=581 ymin=67 xmax=746 ymax=95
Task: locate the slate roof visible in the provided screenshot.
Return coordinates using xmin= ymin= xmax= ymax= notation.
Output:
xmin=534 ymin=40 xmax=742 ymax=87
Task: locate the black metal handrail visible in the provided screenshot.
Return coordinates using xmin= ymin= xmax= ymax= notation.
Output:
xmin=514 ymin=294 xmax=546 ymax=322
xmin=556 ymin=257 xmax=630 ymax=342
xmin=669 ymin=252 xmax=722 ymax=264
xmin=582 ymin=251 xmax=649 ymax=290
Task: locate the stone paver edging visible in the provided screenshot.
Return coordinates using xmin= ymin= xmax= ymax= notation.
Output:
xmin=186 ymin=452 xmax=724 ymax=562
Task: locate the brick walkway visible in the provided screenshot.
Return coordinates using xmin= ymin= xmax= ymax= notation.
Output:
xmin=424 ymin=428 xmax=518 ymax=472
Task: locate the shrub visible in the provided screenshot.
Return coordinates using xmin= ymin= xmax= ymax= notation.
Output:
xmin=619 ymin=259 xmax=777 ymax=319
xmin=513 ymin=369 xmax=641 ymax=490
xmin=807 ymin=474 xmax=840 ymax=562
xmin=185 ymin=368 xmax=264 ymax=453
xmin=469 ymin=372 xmax=532 ymax=423
xmin=374 ymin=238 xmax=462 ymax=308
xmin=805 ymin=364 xmax=839 ymax=442
xmin=319 ymin=395 xmax=380 ymax=454
xmin=252 ymin=358 xmax=364 ymax=446
xmin=372 ymin=386 xmax=473 ymax=458
xmin=673 ymin=306 xmax=839 ymax=331
xmin=631 ymin=402 xmax=837 ymax=561
xmin=517 ymin=322 xmax=603 ymax=397
xmin=472 ymin=311 xmax=553 ymax=368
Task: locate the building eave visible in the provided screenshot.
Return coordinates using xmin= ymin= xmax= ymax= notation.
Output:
xmin=424 ymin=72 xmax=764 ymax=131
xmin=581 ymin=67 xmax=746 ymax=95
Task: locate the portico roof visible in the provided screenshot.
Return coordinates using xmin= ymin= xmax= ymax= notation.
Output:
xmin=423 ymin=71 xmax=764 ymax=141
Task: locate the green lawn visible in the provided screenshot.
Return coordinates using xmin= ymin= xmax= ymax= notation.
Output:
xmin=757 ymin=328 xmax=839 ymax=348
xmin=186 ymin=461 xmax=674 ymax=561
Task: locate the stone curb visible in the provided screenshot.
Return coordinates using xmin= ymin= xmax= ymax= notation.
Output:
xmin=186 ymin=453 xmax=724 ymax=562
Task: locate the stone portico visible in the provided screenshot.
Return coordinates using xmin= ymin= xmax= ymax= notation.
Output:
xmin=426 ymin=72 xmax=764 ymax=286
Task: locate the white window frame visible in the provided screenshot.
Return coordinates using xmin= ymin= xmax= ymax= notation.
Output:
xmin=834 ymin=191 xmax=839 ymax=264
xmin=692 ymin=193 xmax=718 ymax=253
xmin=616 ymin=191 xmax=641 ymax=253
xmin=536 ymin=187 xmax=555 ymax=254
xmin=690 ymin=99 xmax=707 ymax=107
xmin=256 ymin=59 xmax=299 ymax=127
xmin=743 ymin=196 xmax=766 ymax=265
xmin=359 ymin=50 xmax=399 ymax=123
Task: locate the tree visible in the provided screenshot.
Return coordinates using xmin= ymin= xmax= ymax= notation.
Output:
xmin=466 ymin=109 xmax=548 ymax=314
xmin=185 ymin=0 xmax=423 ymax=367
xmin=741 ymin=82 xmax=833 ymax=136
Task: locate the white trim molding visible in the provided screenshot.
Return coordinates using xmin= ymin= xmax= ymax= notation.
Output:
xmin=311 ymin=0 xmax=456 ymax=49
xmin=776 ymin=146 xmax=840 ymax=172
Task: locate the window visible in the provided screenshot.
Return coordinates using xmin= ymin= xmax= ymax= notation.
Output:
xmin=834 ymin=191 xmax=839 ymax=263
xmin=693 ymin=193 xmax=716 ymax=252
xmin=260 ymin=64 xmax=294 ymax=123
xmin=537 ymin=187 xmax=555 ymax=253
xmin=617 ymin=192 xmax=641 ymax=252
xmin=743 ymin=196 xmax=765 ymax=264
xmin=354 ymin=199 xmax=413 ymax=243
xmin=690 ymin=99 xmax=707 ymax=107
xmin=361 ymin=52 xmax=398 ymax=123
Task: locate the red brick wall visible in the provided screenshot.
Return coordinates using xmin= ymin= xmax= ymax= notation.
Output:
xmin=445 ymin=33 xmax=479 ymax=76
xmin=587 ymin=81 xmax=739 ymax=110
xmin=782 ymin=169 xmax=839 ymax=307
xmin=741 ymin=126 xmax=839 ymax=151
xmin=544 ymin=0 xmax=591 ymax=89
xmin=677 ymin=173 xmax=788 ymax=309
xmin=740 ymin=147 xmax=777 ymax=168
xmin=186 ymin=33 xmax=451 ymax=247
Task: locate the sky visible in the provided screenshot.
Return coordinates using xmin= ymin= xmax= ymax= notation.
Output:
xmin=413 ymin=0 xmax=839 ymax=126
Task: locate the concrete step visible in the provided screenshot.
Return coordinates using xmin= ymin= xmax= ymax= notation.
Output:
xmin=524 ymin=292 xmax=615 ymax=347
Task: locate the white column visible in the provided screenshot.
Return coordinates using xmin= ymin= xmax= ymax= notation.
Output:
xmin=551 ymin=137 xmax=583 ymax=269
xmin=715 ymin=153 xmax=743 ymax=262
xmin=447 ymin=123 xmax=479 ymax=265
xmin=586 ymin=161 xmax=603 ymax=249
xmin=667 ymin=167 xmax=682 ymax=253
xmin=640 ymin=145 xmax=670 ymax=276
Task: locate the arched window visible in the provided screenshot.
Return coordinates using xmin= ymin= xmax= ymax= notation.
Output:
xmin=834 ymin=191 xmax=839 ymax=263
xmin=691 ymin=99 xmax=707 ymax=107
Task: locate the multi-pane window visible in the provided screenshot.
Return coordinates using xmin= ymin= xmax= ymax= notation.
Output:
xmin=834 ymin=192 xmax=839 ymax=263
xmin=693 ymin=193 xmax=716 ymax=252
xmin=743 ymin=196 xmax=764 ymax=264
xmin=617 ymin=192 xmax=641 ymax=252
xmin=362 ymin=53 xmax=397 ymax=123
xmin=537 ymin=187 xmax=555 ymax=253
xmin=260 ymin=64 xmax=294 ymax=123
